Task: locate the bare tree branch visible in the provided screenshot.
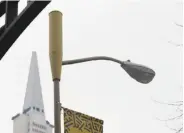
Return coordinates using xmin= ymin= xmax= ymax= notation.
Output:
xmin=157 ymin=18 xmax=183 ymax=133
xmin=165 ymin=122 xmax=178 ymax=132
xmin=168 ymin=23 xmax=183 ymax=47
xmin=165 ymin=121 xmax=183 ymax=133
xmin=168 ymin=41 xmax=183 ymax=47
xmin=156 ymin=114 xmax=182 ymax=122
xmin=176 ymin=127 xmax=183 ymax=133
xmin=153 ymin=97 xmax=183 ymax=133
xmin=152 ymin=98 xmax=183 ymax=106
xmin=175 ymin=22 xmax=183 ymax=27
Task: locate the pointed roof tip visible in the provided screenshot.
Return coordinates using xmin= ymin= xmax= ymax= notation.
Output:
xmin=32 ymin=51 xmax=37 ymax=56
xmin=31 ymin=51 xmax=38 ymax=63
xmin=30 ymin=51 xmax=38 ymax=65
xmin=23 ymin=51 xmax=45 ymax=115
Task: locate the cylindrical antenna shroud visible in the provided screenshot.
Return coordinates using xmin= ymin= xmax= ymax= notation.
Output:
xmin=49 ymin=11 xmax=62 ymax=80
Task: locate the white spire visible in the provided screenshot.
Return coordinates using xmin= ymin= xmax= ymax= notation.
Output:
xmin=23 ymin=51 xmax=45 ymax=115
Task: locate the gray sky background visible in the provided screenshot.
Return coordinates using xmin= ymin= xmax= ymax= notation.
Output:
xmin=0 ymin=0 xmax=183 ymax=133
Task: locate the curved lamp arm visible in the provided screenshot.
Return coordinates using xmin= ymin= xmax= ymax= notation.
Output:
xmin=62 ymin=56 xmax=123 ymax=66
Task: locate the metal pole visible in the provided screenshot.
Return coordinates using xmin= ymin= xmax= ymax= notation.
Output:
xmin=54 ymin=79 xmax=61 ymax=133
xmin=49 ymin=11 xmax=62 ymax=133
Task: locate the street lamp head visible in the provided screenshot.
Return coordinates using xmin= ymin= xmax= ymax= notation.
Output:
xmin=120 ymin=60 xmax=155 ymax=84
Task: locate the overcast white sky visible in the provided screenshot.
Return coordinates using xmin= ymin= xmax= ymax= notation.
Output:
xmin=0 ymin=0 xmax=183 ymax=133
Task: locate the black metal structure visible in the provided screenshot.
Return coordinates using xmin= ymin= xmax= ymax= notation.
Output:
xmin=0 ymin=0 xmax=51 ymax=60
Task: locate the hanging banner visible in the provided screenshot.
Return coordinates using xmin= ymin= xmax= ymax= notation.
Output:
xmin=63 ymin=108 xmax=104 ymax=133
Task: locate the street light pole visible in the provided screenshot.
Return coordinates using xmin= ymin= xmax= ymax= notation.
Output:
xmin=49 ymin=11 xmax=62 ymax=133
xmin=48 ymin=10 xmax=155 ymax=133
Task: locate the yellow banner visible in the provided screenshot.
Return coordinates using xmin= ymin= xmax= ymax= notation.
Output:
xmin=63 ymin=108 xmax=104 ymax=133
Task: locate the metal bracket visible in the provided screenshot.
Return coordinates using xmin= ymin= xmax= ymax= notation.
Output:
xmin=60 ymin=105 xmax=64 ymax=110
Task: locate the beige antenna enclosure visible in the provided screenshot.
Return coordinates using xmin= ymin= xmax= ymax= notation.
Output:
xmin=49 ymin=11 xmax=62 ymax=80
